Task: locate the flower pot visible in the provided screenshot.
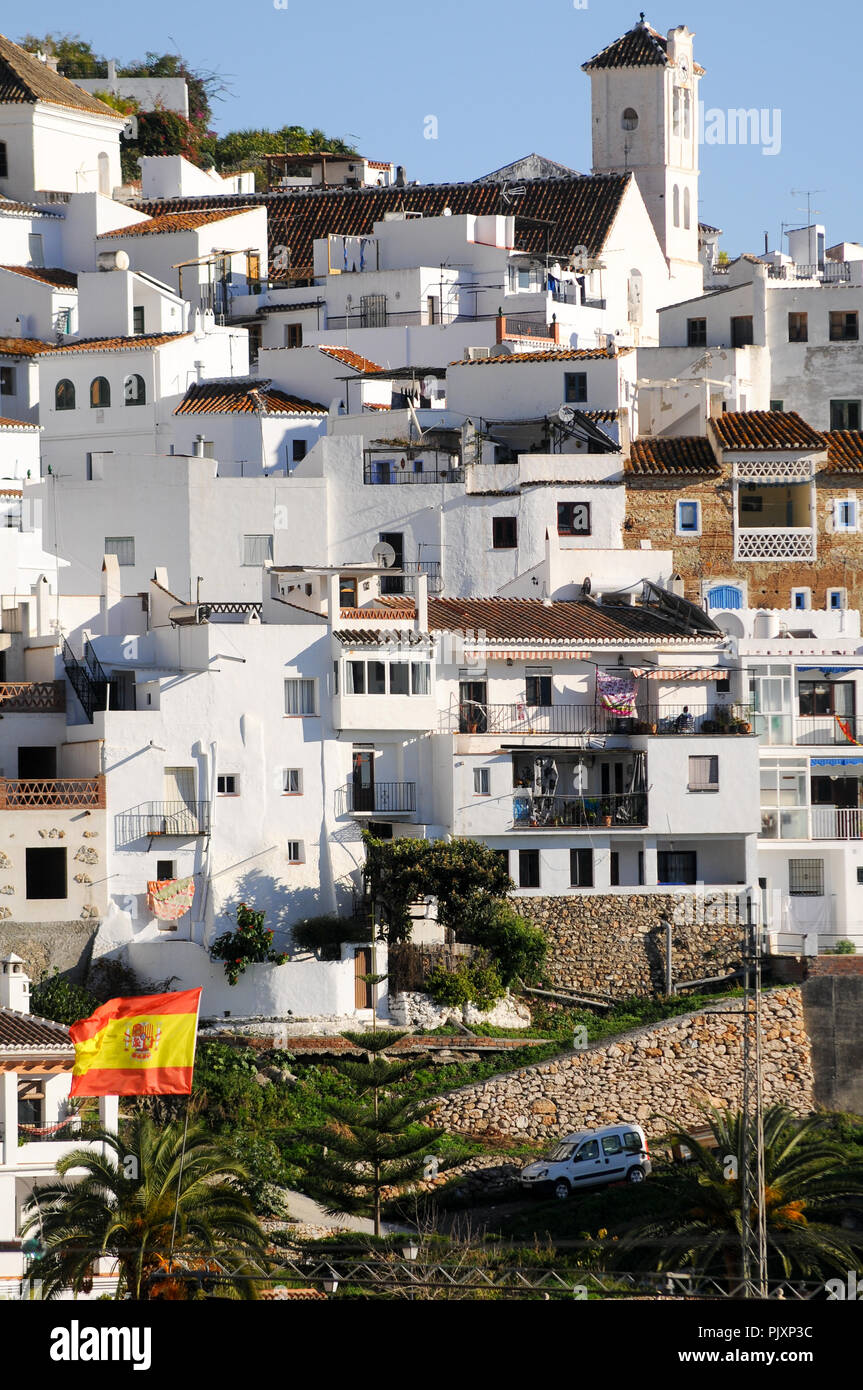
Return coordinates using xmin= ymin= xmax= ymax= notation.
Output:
xmin=602 ymin=815 xmax=613 ymax=827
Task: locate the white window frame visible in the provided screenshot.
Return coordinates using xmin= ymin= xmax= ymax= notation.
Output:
xmin=676 ymin=499 xmax=701 ymax=536
xmin=216 ymin=773 xmax=240 ymax=796
xmin=833 ymin=497 xmax=858 ymax=532
xmin=105 ymin=536 xmax=135 ymax=566
xmin=284 ymin=677 xmax=318 ymax=716
xmin=283 ymin=768 xmax=303 ymax=794
xmin=286 ymin=840 xmax=305 ymax=864
xmin=243 ymin=533 xmax=274 ymax=566
xmin=790 ymin=587 xmax=811 ymax=611
xmin=688 ymin=755 xmax=719 ymax=792
xmin=473 ymin=767 xmax=490 ymax=796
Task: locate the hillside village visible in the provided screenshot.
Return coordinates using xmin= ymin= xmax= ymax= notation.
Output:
xmin=0 ymin=17 xmax=861 ymax=1307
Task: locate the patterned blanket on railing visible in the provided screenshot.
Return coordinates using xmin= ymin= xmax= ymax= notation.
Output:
xmin=147 ymin=877 xmax=195 ymax=920
xmin=596 ymin=669 xmax=638 ymax=716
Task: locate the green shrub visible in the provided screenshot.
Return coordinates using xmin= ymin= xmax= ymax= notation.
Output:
xmin=827 ymin=939 xmax=856 ymax=955
xmin=210 ymin=902 xmax=288 ymax=985
xmin=426 ymin=959 xmax=506 ymax=1012
xmin=30 ymin=969 xmax=99 ymax=1025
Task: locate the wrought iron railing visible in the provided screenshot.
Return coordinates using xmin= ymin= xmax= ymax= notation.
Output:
xmin=62 ymin=637 xmax=107 ymax=722
xmin=512 ymin=791 xmax=648 ymax=828
xmin=363 ymin=461 xmax=465 ymax=485
xmin=0 ymin=777 xmax=105 ymax=808
xmin=119 ymin=801 xmax=211 ymax=839
xmin=500 ymin=315 xmax=555 ymax=339
xmin=454 ymin=702 xmax=751 ymax=736
xmin=340 ymin=782 xmax=416 ymax=816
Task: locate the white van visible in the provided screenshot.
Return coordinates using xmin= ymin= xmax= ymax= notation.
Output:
xmin=520 ymin=1123 xmax=651 ymax=1200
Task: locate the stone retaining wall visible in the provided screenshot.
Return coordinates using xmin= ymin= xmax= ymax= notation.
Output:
xmin=0 ymin=920 xmax=99 ymax=981
xmin=434 ymin=988 xmax=813 ymax=1142
xmin=514 ymin=893 xmax=745 ymax=997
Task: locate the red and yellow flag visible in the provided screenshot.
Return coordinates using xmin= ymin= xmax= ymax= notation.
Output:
xmin=69 ymin=988 xmax=202 ymax=1097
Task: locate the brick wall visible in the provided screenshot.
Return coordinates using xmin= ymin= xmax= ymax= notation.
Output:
xmin=805 ymin=953 xmax=863 ymax=977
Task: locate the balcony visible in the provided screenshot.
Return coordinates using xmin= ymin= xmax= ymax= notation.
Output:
xmin=499 ymin=315 xmax=556 ymax=341
xmin=734 ymin=528 xmax=816 ymax=561
xmin=0 ymin=682 xmax=65 ymax=713
xmin=339 ymin=782 xmax=417 ymax=818
xmin=512 ymin=790 xmax=648 ymax=829
xmin=118 ymin=801 xmax=211 ymax=840
xmin=795 ymin=715 xmax=863 ymax=746
xmin=454 ymin=703 xmax=752 ymax=736
xmin=363 ymin=460 xmax=465 ymax=485
xmin=0 ymin=777 xmax=105 ymax=809
xmin=811 ymin=806 xmax=863 ymax=839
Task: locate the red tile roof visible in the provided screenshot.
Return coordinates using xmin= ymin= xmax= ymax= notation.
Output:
xmin=0 ymin=336 xmax=49 ymax=357
xmin=710 ymin=411 xmax=825 ymax=452
xmin=0 ymin=416 xmax=39 ymax=430
xmin=627 ymin=436 xmax=719 ymax=476
xmin=174 ymin=379 xmax=326 ymax=416
xmin=35 ymin=332 xmax=192 ymax=356
xmin=0 ymin=265 xmax=77 ymax=289
xmin=826 ymin=431 xmax=863 ymax=472
xmin=0 ymin=196 xmax=62 ymax=218
xmin=98 ymin=208 xmax=258 ymax=239
xmin=0 ymin=35 xmax=125 ymax=117
xmin=134 ymin=173 xmax=633 ymax=282
xmin=318 ymin=345 xmax=382 ymax=373
xmin=0 ymin=1006 xmax=73 ymax=1051
xmin=450 ymin=347 xmax=624 ymax=368
xmin=582 ymin=21 xmax=705 ymax=74
xmin=426 ymin=596 xmax=711 ymax=644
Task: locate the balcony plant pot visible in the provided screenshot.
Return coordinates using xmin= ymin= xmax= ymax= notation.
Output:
xmin=602 ymin=815 xmax=613 ymax=827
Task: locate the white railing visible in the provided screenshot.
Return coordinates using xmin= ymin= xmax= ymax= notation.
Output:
xmin=734 ymin=528 xmax=816 ymax=561
xmin=811 ymin=806 xmax=863 ymax=839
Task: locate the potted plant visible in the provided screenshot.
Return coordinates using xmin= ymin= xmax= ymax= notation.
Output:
xmin=601 ymin=801 xmax=613 ymax=827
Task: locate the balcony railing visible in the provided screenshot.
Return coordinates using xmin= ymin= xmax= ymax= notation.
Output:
xmin=454 ymin=702 xmax=752 ymax=736
xmin=512 ymin=791 xmax=648 ymax=829
xmin=795 ymin=715 xmax=863 ymax=746
xmin=0 ymin=777 xmax=105 ymax=808
xmin=0 ymin=681 xmax=65 ymax=713
xmin=811 ymin=806 xmax=863 ymax=839
xmin=500 ymin=315 xmax=556 ymax=340
xmin=734 ymin=528 xmax=816 ymax=561
xmin=120 ymin=802 xmax=211 ymax=839
xmin=340 ymin=782 xmax=417 ymax=816
xmin=363 ymin=461 xmax=465 ymax=485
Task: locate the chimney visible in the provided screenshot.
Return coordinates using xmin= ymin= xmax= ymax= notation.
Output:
xmin=194 ymin=434 xmax=206 ymax=457
xmin=0 ymin=954 xmax=31 ymax=1013
xmin=415 ymin=572 xmax=428 ymax=633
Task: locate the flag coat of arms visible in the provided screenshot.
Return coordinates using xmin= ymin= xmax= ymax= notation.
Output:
xmin=69 ymin=988 xmax=202 ymax=1096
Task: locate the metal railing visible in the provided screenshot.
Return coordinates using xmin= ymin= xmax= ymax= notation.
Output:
xmin=794 ymin=714 xmax=863 ymax=745
xmin=454 ymin=702 xmax=751 ymax=736
xmin=0 ymin=682 xmax=65 ymax=712
xmin=811 ymin=806 xmax=863 ymax=839
xmin=324 ymin=309 xmax=499 ymax=330
xmin=120 ymin=801 xmax=211 ymax=839
xmin=767 ymin=261 xmax=851 ymax=282
xmin=340 ymin=782 xmax=417 ymax=816
xmin=0 ymin=777 xmax=104 ymax=808
xmin=400 ymin=560 xmax=443 ymax=594
xmin=62 ymin=636 xmax=107 ymax=723
xmin=500 ymin=316 xmax=555 ymax=339
xmin=512 ymin=790 xmax=648 ymax=828
xmin=363 ymin=461 xmax=465 ymax=485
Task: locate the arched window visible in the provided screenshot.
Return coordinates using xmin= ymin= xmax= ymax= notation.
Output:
xmin=97 ymin=151 xmax=110 ymax=196
xmin=683 ymin=187 xmax=691 ymax=230
xmin=124 ymin=373 xmax=146 ymax=406
xmin=90 ymin=377 xmax=110 ymax=408
xmin=55 ymin=378 xmax=75 ymax=411
xmin=672 ymin=185 xmax=680 ymax=228
xmin=621 ymin=108 xmax=638 ymax=132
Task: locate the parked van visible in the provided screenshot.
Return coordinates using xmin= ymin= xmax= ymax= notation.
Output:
xmin=520 ymin=1123 xmax=651 ymax=1200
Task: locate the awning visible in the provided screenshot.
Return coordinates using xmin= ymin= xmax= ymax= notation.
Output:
xmin=811 ymin=757 xmax=863 ymax=767
xmin=464 ymin=650 xmax=591 ymax=661
xmin=798 ymin=665 xmax=863 ymax=675
xmin=630 ymin=668 xmax=727 ymax=681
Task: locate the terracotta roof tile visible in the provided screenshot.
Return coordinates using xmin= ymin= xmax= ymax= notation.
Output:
xmin=582 ymin=21 xmax=705 ymax=74
xmin=35 ymin=332 xmax=192 ymax=356
xmin=0 ymin=196 xmax=62 ymax=218
xmin=710 ymin=411 xmax=825 ymax=452
xmin=98 ymin=209 xmax=258 ymax=239
xmin=450 ymin=347 xmax=623 ymax=367
xmin=0 ymin=265 xmax=77 ymax=289
xmin=826 ymin=431 xmax=863 ymax=472
xmin=318 ymin=345 xmax=382 ymax=373
xmin=0 ymin=416 xmax=39 ymax=430
xmin=259 ymin=300 xmax=324 ymax=314
xmin=0 ymin=1006 xmax=73 ymax=1051
xmin=174 ymin=379 xmax=326 ymax=416
xmin=426 ymin=596 xmax=711 ymax=644
xmin=627 ymin=436 xmax=719 ymax=476
xmin=0 ymin=336 xmax=49 ymax=357
xmin=0 ymin=35 xmax=125 ymax=117
xmin=134 ymin=173 xmax=632 ymax=282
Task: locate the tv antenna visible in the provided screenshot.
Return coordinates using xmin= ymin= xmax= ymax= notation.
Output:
xmin=790 ymin=189 xmax=824 ymax=263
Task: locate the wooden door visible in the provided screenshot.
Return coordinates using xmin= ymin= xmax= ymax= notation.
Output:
xmin=354 ymin=948 xmax=373 ymax=1009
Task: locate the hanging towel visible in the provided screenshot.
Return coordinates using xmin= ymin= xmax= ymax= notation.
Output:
xmin=147 ymin=877 xmax=195 ymax=921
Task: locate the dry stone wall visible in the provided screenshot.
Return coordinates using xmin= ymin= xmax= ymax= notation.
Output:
xmin=434 ymin=988 xmax=813 ymax=1142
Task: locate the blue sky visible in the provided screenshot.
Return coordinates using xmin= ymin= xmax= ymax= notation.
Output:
xmin=19 ymin=0 xmax=860 ymax=255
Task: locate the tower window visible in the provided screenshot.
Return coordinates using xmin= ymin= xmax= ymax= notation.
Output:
xmin=621 ymin=108 xmax=638 ymax=131
xmin=672 ymin=185 xmax=680 ymax=228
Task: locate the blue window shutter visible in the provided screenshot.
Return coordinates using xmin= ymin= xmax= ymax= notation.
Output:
xmin=706 ymin=585 xmax=742 ymax=610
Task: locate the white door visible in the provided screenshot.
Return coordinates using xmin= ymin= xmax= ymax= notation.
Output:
xmin=163 ymin=768 xmax=197 ymax=833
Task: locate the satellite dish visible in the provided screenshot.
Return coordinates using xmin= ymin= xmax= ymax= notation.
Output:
xmin=558 ymin=404 xmax=576 ymax=425
xmin=372 ymin=541 xmax=397 ymax=569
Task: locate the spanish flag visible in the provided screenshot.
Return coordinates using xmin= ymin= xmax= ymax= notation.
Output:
xmin=69 ymin=989 xmax=202 ymax=1097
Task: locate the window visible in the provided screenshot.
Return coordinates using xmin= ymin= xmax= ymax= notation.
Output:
xmin=292 ymin=438 xmax=307 ymax=464
xmin=389 ymin=662 xmax=409 ymax=694
xmin=339 ymin=576 xmax=358 ymax=608
xmin=799 ymin=680 xmax=854 ymax=718
xmin=217 ymin=774 xmax=239 ymax=795
xmin=564 ymin=372 xmax=587 ymax=403
xmin=688 ymin=755 xmax=719 ymax=791
xmin=473 ymin=767 xmax=490 ymax=795
xmin=132 ymin=306 xmax=145 ymax=335
xmin=576 ymin=1140 xmax=599 ymax=1162
xmin=829 ymin=310 xmax=858 ymax=341
xmin=285 ymin=323 xmax=303 ymax=348
xmin=830 ymin=399 xmax=862 ymax=431
xmin=789 ymin=858 xmax=824 ymax=896
xmin=411 ymin=662 xmax=430 ymax=695
xmin=379 ymin=531 xmax=404 ymax=595
xmin=90 ymin=377 xmax=110 ymax=408
xmin=621 ymin=108 xmax=638 ymax=131
xmin=246 ymin=252 xmax=261 ymax=293
xmin=657 ymin=851 xmax=697 ymax=885
xmin=557 ymin=501 xmax=591 ymax=535
xmin=770 ymin=399 xmax=784 ymax=412
xmin=602 ymin=1134 xmax=623 ymax=1155
xmin=833 ymin=498 xmax=858 ymax=531
xmin=683 ymin=187 xmax=691 ymax=230
xmin=493 ymin=516 xmax=518 ymax=549
xmin=791 ymin=588 xmax=810 ymax=611
xmin=26 ymin=847 xmax=66 ymax=900
xmin=730 ymin=316 xmax=754 ymax=347
xmin=123 ymin=373 xmax=146 ymax=406
xmin=0 ymin=366 xmax=16 ymax=396
xmin=525 ymin=667 xmax=552 ymax=706
xmin=243 ymin=534 xmax=273 ymax=566
xmin=857 ymin=866 xmax=863 ymax=886
xmin=105 ymin=536 xmax=134 ymax=566
xmin=740 ymin=493 xmax=763 ymax=513
xmin=360 ymin=294 xmax=387 ymax=327
xmin=346 ymin=661 xmax=366 ymax=694
xmin=672 ymin=185 xmax=680 ymax=227
xmin=570 ymin=848 xmax=593 ymax=887
xmin=0 ymin=142 xmax=6 ymax=179
xmin=285 ymin=678 xmax=317 ymax=715
xmin=759 ymin=758 xmax=808 ymax=839
xmin=55 ymin=379 xmax=75 ymax=410
xmin=518 ymin=849 xmax=540 ymax=889
xmin=286 ymin=841 xmax=304 ymax=864
xmin=676 ymin=500 xmax=701 ymax=535
xmin=156 ymin=859 xmax=175 ymax=880
xmin=368 ymin=661 xmax=386 ymax=694
xmin=284 ymin=769 xmax=303 ymax=794
xmin=687 ymin=317 xmax=707 ymax=347
xmin=28 ymin=233 xmax=44 ymax=267
xmin=788 ymin=311 xmax=808 ymax=342
xmin=827 ymin=588 xmax=846 ymax=611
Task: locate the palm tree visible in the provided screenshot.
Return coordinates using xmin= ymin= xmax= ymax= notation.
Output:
xmin=22 ymin=1112 xmax=268 ymax=1300
xmin=615 ymin=1105 xmax=863 ymax=1285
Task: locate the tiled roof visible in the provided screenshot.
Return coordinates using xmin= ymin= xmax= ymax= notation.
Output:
xmin=450 ymin=347 xmax=623 ymax=368
xmin=0 ymin=35 xmax=125 ymax=117
xmin=35 ymin=332 xmax=192 ymax=356
xmin=627 ymin=436 xmax=719 ymax=476
xmin=174 ymin=379 xmax=326 ymax=416
xmin=582 ymin=21 xmax=705 ymax=74
xmin=98 ymin=208 xmax=258 ymax=239
xmin=0 ymin=1006 xmax=73 ymax=1051
xmin=134 ymin=173 xmax=632 ymax=281
xmin=259 ymin=300 xmax=324 ymax=314
xmin=426 ymin=596 xmax=712 ymax=644
xmin=0 ymin=196 xmax=62 ymax=218
xmin=0 ymin=264 xmax=77 ymax=289
xmin=0 ymin=416 xmax=39 ymax=430
xmin=826 ymin=431 xmax=863 ymax=472
xmin=318 ymin=345 xmax=382 ymax=373
xmin=0 ymin=336 xmax=49 ymax=356
xmin=711 ymin=411 xmax=826 ymax=452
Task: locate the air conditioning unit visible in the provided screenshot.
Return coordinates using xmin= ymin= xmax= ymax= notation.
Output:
xmin=464 ymin=346 xmax=491 ymax=361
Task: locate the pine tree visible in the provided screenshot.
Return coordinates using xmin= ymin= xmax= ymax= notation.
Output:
xmin=298 ymin=1031 xmax=443 ymax=1237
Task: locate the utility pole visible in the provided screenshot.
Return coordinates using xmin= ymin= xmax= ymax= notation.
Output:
xmin=739 ymin=898 xmax=767 ymax=1297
